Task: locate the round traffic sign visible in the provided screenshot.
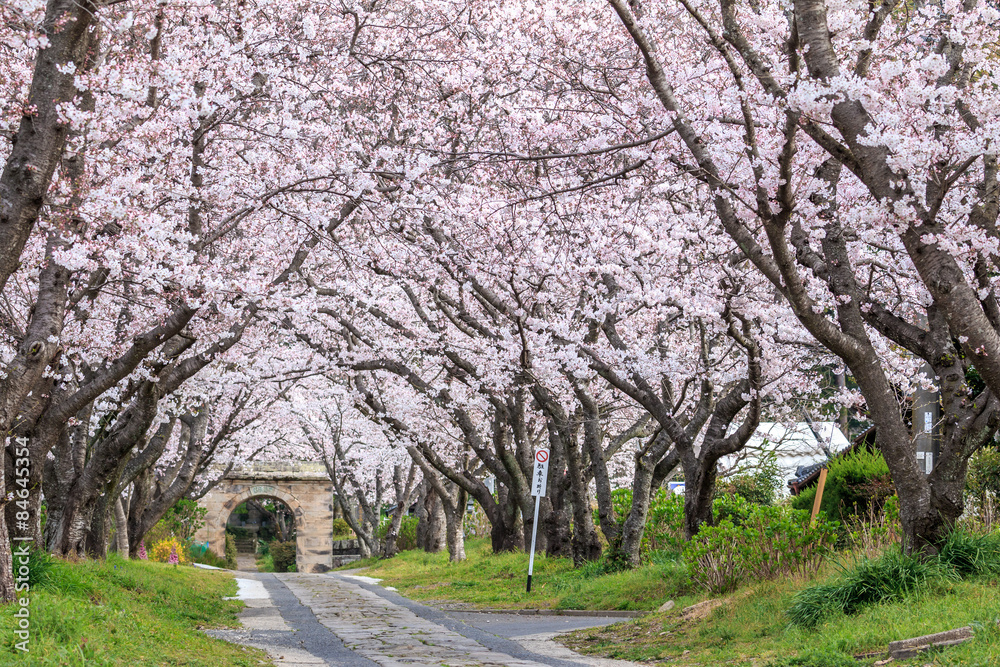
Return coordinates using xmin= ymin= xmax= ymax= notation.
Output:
xmin=535 ymin=449 xmax=549 ymax=463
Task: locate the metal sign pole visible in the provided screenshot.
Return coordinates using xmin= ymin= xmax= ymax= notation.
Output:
xmin=527 ymin=495 xmax=541 ymax=592
xmin=526 ymin=448 xmax=549 ymax=594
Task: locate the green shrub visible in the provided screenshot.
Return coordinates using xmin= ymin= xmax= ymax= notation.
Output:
xmin=645 ymin=489 xmax=686 ymax=554
xmin=787 ymin=549 xmax=954 ymax=628
xmin=712 ymin=492 xmax=754 ymax=525
xmin=379 ymin=515 xmax=418 ymax=551
xmin=684 ymin=505 xmax=838 ymax=594
xmin=792 ymin=450 xmax=894 ymax=524
xmin=270 ymin=540 xmax=297 ymax=572
xmin=332 ymin=518 xmax=353 ymax=537
xmin=158 ymin=498 xmax=208 ymax=541
xmin=224 ymin=533 xmax=237 ymax=569
xmin=717 ymin=453 xmax=783 ymax=506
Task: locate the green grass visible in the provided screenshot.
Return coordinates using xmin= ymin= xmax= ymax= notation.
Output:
xmin=563 ymin=575 xmax=1000 ymax=666
xmin=344 ymin=538 xmax=692 ymax=610
xmin=0 ymin=553 xmax=270 ymax=666
xmin=561 ymin=543 xmax=1000 ymax=667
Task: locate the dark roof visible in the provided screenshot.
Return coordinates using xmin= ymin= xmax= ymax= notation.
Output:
xmin=788 ymin=424 xmax=878 ymax=495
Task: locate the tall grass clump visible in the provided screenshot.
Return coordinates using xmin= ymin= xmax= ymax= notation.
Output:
xmin=936 ymin=529 xmax=1000 ymax=577
xmin=788 ymin=547 xmax=959 ymax=628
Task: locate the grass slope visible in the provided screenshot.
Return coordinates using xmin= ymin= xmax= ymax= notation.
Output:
xmin=1 ymin=555 xmax=269 ymax=666
xmin=562 ymin=560 xmax=1000 ymax=667
xmin=344 ymin=538 xmax=692 ymax=611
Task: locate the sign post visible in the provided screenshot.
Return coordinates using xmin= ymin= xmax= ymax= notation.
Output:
xmin=527 ymin=448 xmax=549 ymax=593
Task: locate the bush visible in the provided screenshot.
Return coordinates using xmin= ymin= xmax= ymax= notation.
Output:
xmin=684 ymin=505 xmax=839 ymax=594
xmin=789 ymin=529 xmax=1000 ymax=629
xmin=792 ymin=450 xmax=894 ymax=524
xmin=149 ymin=536 xmax=190 ymax=564
xmin=645 ymin=489 xmax=686 ymax=554
xmin=256 ymin=553 xmax=275 ymax=572
xmin=225 ymin=533 xmax=237 ymax=569
xmin=717 ymin=453 xmax=783 ymax=506
xmin=332 ymin=518 xmax=353 ymax=537
xmin=270 ymin=540 xmax=297 ymax=572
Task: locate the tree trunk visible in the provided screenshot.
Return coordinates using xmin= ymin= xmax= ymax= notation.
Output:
xmin=416 ymin=482 xmax=446 ymax=553
xmin=382 ymin=463 xmax=417 ymax=558
xmin=114 ymin=497 xmax=129 ymax=558
xmin=683 ymin=459 xmax=717 ymax=539
xmin=0 ymin=440 xmax=17 ymax=602
xmin=443 ymin=493 xmax=467 ymax=563
xmin=564 ymin=427 xmax=602 ymax=565
xmin=617 ymin=433 xmax=678 ymax=568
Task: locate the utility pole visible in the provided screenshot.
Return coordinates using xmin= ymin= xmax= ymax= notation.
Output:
xmin=912 ymin=362 xmax=940 ymax=475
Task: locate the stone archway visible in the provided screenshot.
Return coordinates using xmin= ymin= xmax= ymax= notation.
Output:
xmin=194 ymin=462 xmax=334 ymax=573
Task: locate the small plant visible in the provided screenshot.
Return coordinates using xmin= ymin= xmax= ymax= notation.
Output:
xmin=846 ymin=496 xmax=901 ymax=559
xmin=224 ymin=533 xmax=237 ymax=569
xmin=23 ymin=549 xmax=55 ymax=588
xmin=768 ymin=648 xmax=857 ymax=667
xmin=137 ymin=540 xmax=148 ymax=560
xmin=159 ymin=498 xmax=209 ymax=541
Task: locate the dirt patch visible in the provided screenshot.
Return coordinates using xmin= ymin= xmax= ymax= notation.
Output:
xmin=678 ymin=598 xmax=724 ymax=621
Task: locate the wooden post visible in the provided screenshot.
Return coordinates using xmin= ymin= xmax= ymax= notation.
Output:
xmin=810 ymin=468 xmax=828 ymax=524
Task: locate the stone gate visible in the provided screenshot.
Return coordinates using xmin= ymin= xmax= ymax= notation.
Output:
xmin=194 ymin=461 xmax=334 ymax=573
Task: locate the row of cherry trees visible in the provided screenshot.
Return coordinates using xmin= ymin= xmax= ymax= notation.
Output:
xmin=4 ymin=0 xmax=999 ymax=602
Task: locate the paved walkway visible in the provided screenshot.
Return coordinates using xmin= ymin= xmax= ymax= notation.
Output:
xmin=207 ymin=571 xmax=647 ymax=667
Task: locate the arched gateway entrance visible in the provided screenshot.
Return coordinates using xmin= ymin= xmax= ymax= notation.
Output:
xmin=194 ymin=462 xmax=334 ymax=573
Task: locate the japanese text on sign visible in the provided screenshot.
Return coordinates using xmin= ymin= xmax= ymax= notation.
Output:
xmin=532 ymin=448 xmax=550 ymax=497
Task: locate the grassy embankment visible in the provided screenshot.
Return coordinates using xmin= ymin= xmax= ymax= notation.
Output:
xmin=343 ymin=537 xmax=691 ymax=611
xmin=0 ymin=554 xmax=269 ymax=666
xmin=347 ymin=537 xmax=1000 ymax=666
